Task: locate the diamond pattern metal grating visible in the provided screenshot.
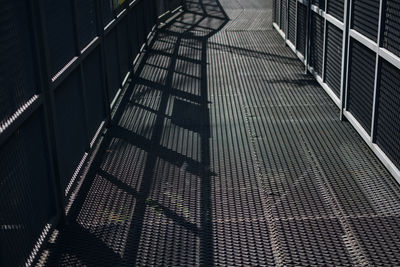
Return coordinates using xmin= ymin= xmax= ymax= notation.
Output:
xmin=40 ymin=0 xmax=400 ymax=266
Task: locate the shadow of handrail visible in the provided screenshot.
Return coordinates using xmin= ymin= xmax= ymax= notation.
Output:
xmin=46 ymin=0 xmax=229 ymax=266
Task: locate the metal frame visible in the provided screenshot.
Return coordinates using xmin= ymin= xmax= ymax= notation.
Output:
xmin=370 ymin=0 xmax=384 ymax=140
xmin=321 ymin=0 xmax=327 ymax=81
xmin=307 ymin=3 xmax=344 ymax=107
xmin=275 ymin=0 xmax=346 ymax=107
xmin=339 ymin=0 xmax=350 ymax=120
xmin=274 ymin=0 xmax=400 ymax=184
xmin=343 ymin=0 xmax=400 ymax=183
xmin=0 ymin=0 xmax=185 ymax=266
xmin=285 ymin=0 xmax=289 ymax=44
xmin=295 ymin=0 xmax=298 ymax=48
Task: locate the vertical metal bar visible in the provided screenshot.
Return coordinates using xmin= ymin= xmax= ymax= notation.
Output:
xmin=321 ymin=0 xmax=327 ymax=81
xmin=341 ymin=0 xmax=352 ymax=118
xmin=126 ymin=6 xmax=134 ymax=69
xmin=152 ymin=0 xmax=158 ymax=29
xmin=29 ymin=0 xmax=66 ymax=221
xmin=121 ymin=0 xmax=133 ymax=78
xmin=285 ymin=0 xmax=289 ymax=45
xmin=71 ymin=0 xmax=82 ymax=53
xmin=278 ymin=0 xmax=280 ymax=28
xmin=305 ymin=0 xmax=311 ymax=73
xmin=280 ymin=0 xmax=283 ymax=29
xmin=147 ymin=0 xmax=155 ymax=43
xmin=71 ymin=0 xmax=91 ymax=149
xmin=295 ymin=0 xmax=298 ymax=48
xmin=144 ymin=0 xmax=150 ymax=49
xmin=131 ymin=6 xmax=140 ymax=65
xmin=95 ymin=0 xmax=112 ymax=123
xmin=273 ymin=0 xmax=276 ymax=25
xmin=113 ymin=14 xmax=123 ymax=89
xmin=78 ymin=64 xmax=92 ymax=141
xmin=370 ymin=0 xmax=385 ymax=140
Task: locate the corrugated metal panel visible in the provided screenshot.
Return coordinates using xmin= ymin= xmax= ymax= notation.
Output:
xmin=43 ymin=0 xmax=76 ymax=75
xmin=324 ymin=22 xmax=343 ymax=97
xmin=288 ymin=0 xmax=296 ymax=44
xmin=327 ymin=0 xmax=344 ymax=21
xmin=310 ymin=13 xmax=324 ymax=76
xmin=382 ymin=0 xmax=400 ymax=58
xmin=351 ymin=0 xmax=379 ymax=41
xmin=312 ymin=0 xmax=325 ymax=10
xmin=375 ymin=60 xmax=400 ymax=169
xmin=347 ymin=39 xmax=375 ymax=134
xmin=296 ymin=3 xmax=307 ymax=56
xmin=0 ymin=0 xmax=37 ymax=126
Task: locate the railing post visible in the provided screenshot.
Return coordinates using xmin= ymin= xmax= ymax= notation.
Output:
xmin=285 ymin=0 xmax=289 ymax=45
xmin=295 ymin=0 xmax=298 ymax=48
xmin=71 ymin=0 xmax=91 ymax=151
xmin=28 ymin=0 xmax=66 ymax=224
xmin=304 ymin=0 xmax=311 ymax=73
xmin=321 ymin=0 xmax=327 ymax=81
xmin=370 ymin=0 xmax=384 ymax=141
xmin=340 ymin=0 xmax=352 ymax=121
xmin=95 ymin=0 xmax=112 ymax=124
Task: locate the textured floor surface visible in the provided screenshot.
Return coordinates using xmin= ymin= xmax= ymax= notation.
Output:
xmin=42 ymin=0 xmax=400 ymax=266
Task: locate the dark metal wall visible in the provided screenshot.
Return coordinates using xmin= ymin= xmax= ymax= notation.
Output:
xmin=0 ymin=0 xmax=183 ymax=266
xmin=273 ymin=0 xmax=400 ymax=183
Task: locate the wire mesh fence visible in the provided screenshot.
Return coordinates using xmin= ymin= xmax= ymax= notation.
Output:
xmin=0 ymin=0 xmax=184 ymax=266
xmin=273 ymin=0 xmax=400 ymax=183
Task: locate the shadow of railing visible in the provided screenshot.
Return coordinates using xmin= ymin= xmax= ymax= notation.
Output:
xmin=44 ymin=0 xmax=229 ymax=266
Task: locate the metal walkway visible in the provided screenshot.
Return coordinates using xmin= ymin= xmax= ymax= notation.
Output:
xmin=42 ymin=0 xmax=400 ymax=266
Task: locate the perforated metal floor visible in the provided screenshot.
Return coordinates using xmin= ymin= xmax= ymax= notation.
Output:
xmin=40 ymin=0 xmax=400 ymax=266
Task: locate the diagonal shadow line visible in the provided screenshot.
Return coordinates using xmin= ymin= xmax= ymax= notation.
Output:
xmin=149 ymin=48 xmax=203 ymax=63
xmin=110 ymin=125 xmax=217 ymax=177
xmin=127 ymin=101 xmax=173 ymax=120
xmin=135 ymin=77 xmax=204 ymax=103
xmin=48 ymin=220 xmax=122 ymax=266
xmin=162 ymin=28 xmax=211 ymax=40
xmin=53 ymin=1 xmax=230 ymax=266
xmin=96 ymin=168 xmax=141 ymax=198
xmin=208 ymin=40 xmax=299 ymax=62
xmin=143 ymin=62 xmax=203 ymax=80
xmin=177 ymin=12 xmax=208 ymax=32
xmin=63 ymin=29 xmax=166 ymax=220
xmin=172 ymin=21 xmax=219 ymax=31
xmin=123 ymin=2 xmax=229 ymax=265
xmin=129 ymin=86 xmax=155 ymax=102
xmin=185 ymin=10 xmax=227 ymax=20
xmin=98 ymin=169 xmax=200 ymax=235
xmin=123 ymin=33 xmax=184 ymax=265
xmin=47 ymin=16 xmax=178 ymax=267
